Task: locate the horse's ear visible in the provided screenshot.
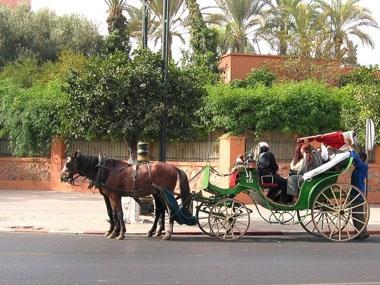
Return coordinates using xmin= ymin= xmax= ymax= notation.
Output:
xmin=74 ymin=150 xmax=81 ymax=158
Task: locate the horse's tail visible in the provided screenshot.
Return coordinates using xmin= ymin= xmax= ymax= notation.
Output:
xmin=176 ymin=168 xmax=191 ymax=211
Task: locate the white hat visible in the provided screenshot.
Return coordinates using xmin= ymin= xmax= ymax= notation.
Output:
xmin=258 ymin=141 xmax=269 ymax=148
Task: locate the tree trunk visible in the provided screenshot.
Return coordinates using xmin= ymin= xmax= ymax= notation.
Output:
xmin=126 ymin=136 xmax=138 ymax=163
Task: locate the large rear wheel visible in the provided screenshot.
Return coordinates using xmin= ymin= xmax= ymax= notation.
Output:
xmin=311 ymin=184 xmax=369 ymax=242
xmin=208 ymin=198 xmax=250 ymax=240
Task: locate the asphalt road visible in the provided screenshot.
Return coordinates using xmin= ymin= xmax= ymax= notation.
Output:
xmin=0 ymin=232 xmax=379 ymax=285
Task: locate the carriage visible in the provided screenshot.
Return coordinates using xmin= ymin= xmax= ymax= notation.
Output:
xmin=61 ymin=131 xmax=370 ymax=242
xmin=188 ymin=134 xmax=370 ymax=242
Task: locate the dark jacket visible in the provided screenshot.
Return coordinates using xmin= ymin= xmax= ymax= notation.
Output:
xmin=258 ymin=151 xmax=279 ymax=176
xmin=351 ymin=151 xmax=368 ymax=193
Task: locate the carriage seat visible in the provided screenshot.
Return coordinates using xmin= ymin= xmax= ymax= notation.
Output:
xmin=260 ymin=175 xmax=279 ymax=189
xmin=302 ymin=151 xmax=351 ymax=181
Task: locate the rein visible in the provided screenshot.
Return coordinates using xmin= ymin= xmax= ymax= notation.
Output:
xmin=68 ymin=174 xmax=88 ymax=186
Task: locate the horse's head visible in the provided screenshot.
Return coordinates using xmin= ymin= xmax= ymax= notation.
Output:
xmin=60 ymin=150 xmax=81 ymax=183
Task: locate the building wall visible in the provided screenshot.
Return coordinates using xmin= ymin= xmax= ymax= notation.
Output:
xmin=0 ymin=0 xmax=30 ymax=7
xmin=219 ymin=53 xmax=343 ymax=83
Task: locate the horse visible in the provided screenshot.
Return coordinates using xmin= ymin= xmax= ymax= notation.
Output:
xmin=60 ymin=151 xmax=192 ymax=240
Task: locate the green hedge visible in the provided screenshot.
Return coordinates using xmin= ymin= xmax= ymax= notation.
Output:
xmin=205 ymin=80 xmax=342 ymax=136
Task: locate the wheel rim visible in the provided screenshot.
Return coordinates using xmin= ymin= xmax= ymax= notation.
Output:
xmin=312 ymin=184 xmax=369 ymax=242
xmin=297 ymin=209 xmax=321 ymax=237
xmin=196 ymin=202 xmax=214 ymax=236
xmin=208 ymin=198 xmax=250 ymax=240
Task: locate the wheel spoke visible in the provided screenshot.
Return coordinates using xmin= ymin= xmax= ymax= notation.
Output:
xmin=315 ymin=201 xmax=336 ymax=211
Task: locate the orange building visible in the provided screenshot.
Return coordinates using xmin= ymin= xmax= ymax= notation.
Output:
xmin=218 ymin=52 xmax=349 ymax=84
xmin=0 ymin=0 xmax=30 ymax=7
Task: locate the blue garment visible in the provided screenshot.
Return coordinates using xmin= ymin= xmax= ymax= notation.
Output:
xmin=350 ymin=151 xmax=368 ymax=193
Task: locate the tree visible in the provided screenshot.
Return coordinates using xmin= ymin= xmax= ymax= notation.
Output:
xmin=104 ymin=0 xmax=131 ymax=55
xmin=182 ymin=0 xmax=219 ymax=84
xmin=214 ymin=0 xmax=266 ymax=53
xmin=0 ymin=4 xmax=101 ymax=66
xmin=126 ymin=0 xmax=187 ymax=59
xmin=316 ymin=0 xmax=379 ymax=61
xmin=258 ymin=0 xmax=303 ymax=55
xmin=62 ymin=49 xmax=206 ymax=160
xmin=340 ymin=84 xmax=380 ymax=145
xmin=0 ymin=52 xmax=87 ymax=156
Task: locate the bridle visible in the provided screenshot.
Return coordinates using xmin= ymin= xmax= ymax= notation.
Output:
xmin=61 ymin=157 xmax=87 ymax=186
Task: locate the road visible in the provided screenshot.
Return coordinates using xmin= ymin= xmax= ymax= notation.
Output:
xmin=0 ymin=232 xmax=379 ymax=285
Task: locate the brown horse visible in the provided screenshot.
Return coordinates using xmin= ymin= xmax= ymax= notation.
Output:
xmin=60 ymin=151 xmax=192 ymax=240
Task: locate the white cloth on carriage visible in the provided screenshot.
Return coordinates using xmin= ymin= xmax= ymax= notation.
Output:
xmin=302 ymin=151 xmax=351 ymax=181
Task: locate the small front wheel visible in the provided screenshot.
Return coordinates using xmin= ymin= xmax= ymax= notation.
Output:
xmin=311 ymin=184 xmax=369 ymax=242
xmin=297 ymin=209 xmax=321 ymax=237
xmin=208 ymin=198 xmax=250 ymax=240
xmin=196 ymin=201 xmax=215 ymax=236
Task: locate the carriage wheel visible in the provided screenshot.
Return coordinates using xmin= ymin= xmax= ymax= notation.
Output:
xmin=196 ymin=201 xmax=215 ymax=236
xmin=311 ymin=184 xmax=369 ymax=242
xmin=208 ymin=198 xmax=250 ymax=241
xmin=297 ymin=209 xmax=321 ymax=237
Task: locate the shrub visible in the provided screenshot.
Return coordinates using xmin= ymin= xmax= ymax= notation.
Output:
xmin=244 ymin=67 xmax=276 ymax=87
xmin=205 ymin=80 xmax=342 ymax=135
xmin=339 ymin=65 xmax=379 ymax=87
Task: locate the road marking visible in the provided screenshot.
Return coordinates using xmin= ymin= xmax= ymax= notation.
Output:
xmin=272 ymin=282 xmax=380 ymax=285
xmin=0 ymin=251 xmax=50 ymax=256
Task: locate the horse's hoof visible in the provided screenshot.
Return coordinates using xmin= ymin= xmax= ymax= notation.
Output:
xmin=116 ymin=234 xmax=125 ymax=240
xmin=154 ymin=231 xmax=162 ymax=238
xmin=104 ymin=231 xmax=112 ymax=237
xmin=162 ymin=233 xmax=171 ymax=240
xmin=107 ymin=232 xmax=118 ymax=239
xmin=147 ymin=231 xmax=154 ymax=237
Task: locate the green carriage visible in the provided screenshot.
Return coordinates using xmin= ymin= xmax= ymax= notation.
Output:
xmin=192 ymin=151 xmax=370 ymax=242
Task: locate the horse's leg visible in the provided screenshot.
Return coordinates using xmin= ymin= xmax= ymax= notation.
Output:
xmin=116 ymin=197 xmax=126 ymax=240
xmin=148 ymin=194 xmax=166 ymax=237
xmin=155 ymin=196 xmax=166 ymax=237
xmin=147 ymin=194 xmax=160 ymax=237
xmin=107 ymin=194 xmax=121 ymax=239
xmin=100 ymin=190 xmax=114 ymax=237
xmin=163 ymin=215 xmax=174 ymax=241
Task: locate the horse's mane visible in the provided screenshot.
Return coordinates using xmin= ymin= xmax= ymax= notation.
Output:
xmin=77 ymin=155 xmax=99 ymax=176
xmin=103 ymin=158 xmax=128 ymax=168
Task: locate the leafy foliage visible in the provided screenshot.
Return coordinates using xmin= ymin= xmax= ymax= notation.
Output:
xmin=0 ymin=4 xmax=101 ymax=67
xmin=339 ymin=65 xmax=380 ymax=87
xmin=62 ymin=49 xmax=206 ymax=156
xmin=340 ymin=84 xmax=380 ymax=144
xmin=0 ymin=80 xmax=67 ymax=156
xmin=205 ymin=80 xmax=341 ymax=135
xmin=104 ymin=0 xmax=131 ymax=55
xmin=231 ymin=67 xmax=276 ymax=88
xmin=0 ymin=52 xmax=87 ymax=156
xmin=184 ymin=0 xmax=219 ymax=78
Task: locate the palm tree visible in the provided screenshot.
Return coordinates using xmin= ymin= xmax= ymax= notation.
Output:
xmin=258 ymin=0 xmax=303 ymax=55
xmin=213 ymin=0 xmax=266 ymax=54
xmin=286 ymin=2 xmax=332 ymax=58
xmin=127 ymin=0 xmax=187 ymax=59
xmin=104 ymin=0 xmax=131 ymax=54
xmin=105 ymin=0 xmax=128 ymax=32
xmin=316 ymin=0 xmax=379 ymax=60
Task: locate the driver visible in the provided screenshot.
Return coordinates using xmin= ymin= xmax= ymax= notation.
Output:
xmin=257 ymin=142 xmax=291 ymax=203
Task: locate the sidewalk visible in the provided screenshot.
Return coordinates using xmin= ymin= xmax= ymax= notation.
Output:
xmin=1 ymin=189 xmax=380 ymax=236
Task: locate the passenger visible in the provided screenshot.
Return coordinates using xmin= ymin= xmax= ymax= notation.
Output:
xmin=287 ymin=144 xmax=324 ymax=199
xmin=257 ymin=142 xmax=291 ymax=203
xmin=289 ymin=143 xmax=304 ymax=176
